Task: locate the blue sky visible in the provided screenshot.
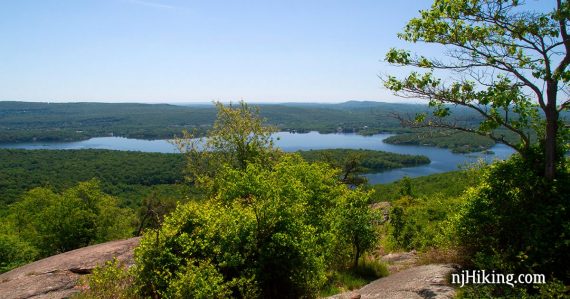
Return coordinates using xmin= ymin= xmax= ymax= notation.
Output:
xmin=0 ymin=1 xmax=515 ymax=103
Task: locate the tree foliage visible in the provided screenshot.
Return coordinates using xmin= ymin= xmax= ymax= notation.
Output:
xmin=383 ymin=3 xmax=570 ymax=291
xmin=385 ymin=0 xmax=570 ymax=179
xmin=0 ymin=100 xmax=444 ymax=143
xmin=0 ymin=149 xmax=187 ymax=207
xmin=456 ymin=156 xmax=570 ymax=282
xmin=5 ymin=180 xmax=135 ymax=258
xmin=299 ymin=149 xmax=430 ymax=186
xmin=175 ymin=101 xmax=280 ymax=190
xmin=134 ymin=155 xmax=378 ymax=298
xmin=0 ymin=233 xmax=38 ymax=273
xmin=135 ymin=103 xmax=380 ymax=298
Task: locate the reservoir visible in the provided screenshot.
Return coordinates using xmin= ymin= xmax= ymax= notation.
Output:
xmin=0 ymin=131 xmax=515 ymax=184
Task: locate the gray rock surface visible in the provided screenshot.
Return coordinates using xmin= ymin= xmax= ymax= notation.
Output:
xmin=1 ymin=239 xmax=456 ymax=299
xmin=0 ymin=237 xmax=140 ymax=299
xmin=329 ymin=264 xmax=457 ymax=299
xmin=381 ymin=251 xmax=418 ymax=273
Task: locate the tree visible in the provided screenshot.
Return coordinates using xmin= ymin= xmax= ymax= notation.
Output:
xmin=384 ymin=0 xmax=570 ymax=180
xmin=335 ymin=191 xmax=378 ymax=269
xmin=399 ymin=176 xmax=414 ymax=197
xmin=135 ymin=192 xmax=178 ymax=236
xmin=135 ymin=104 xmax=381 ymax=298
xmin=318 ymin=150 xmax=369 ymax=186
xmin=134 ymin=155 xmax=377 ymax=298
xmin=0 ymin=233 xmax=38 ymax=273
xmin=8 ymin=180 xmax=134 ymax=256
xmin=175 ymin=101 xmax=280 ymax=190
xmin=456 ymin=155 xmax=570 ymax=286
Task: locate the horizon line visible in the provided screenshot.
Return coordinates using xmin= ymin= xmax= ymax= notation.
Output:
xmin=0 ymin=99 xmax=422 ymax=105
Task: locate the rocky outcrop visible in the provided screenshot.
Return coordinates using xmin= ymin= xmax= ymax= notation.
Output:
xmin=381 ymin=251 xmax=419 ymax=273
xmin=0 ymin=237 xmax=140 ymax=299
xmin=1 ymin=238 xmax=457 ymax=299
xmin=328 ymin=264 xmax=457 ymax=299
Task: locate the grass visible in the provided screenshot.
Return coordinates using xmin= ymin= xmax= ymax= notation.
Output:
xmin=73 ymin=259 xmax=136 ymax=299
xmin=417 ymin=247 xmax=467 ymax=266
xmin=319 ymin=257 xmax=390 ymax=297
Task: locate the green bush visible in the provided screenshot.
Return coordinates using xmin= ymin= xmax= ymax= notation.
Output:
xmin=133 ymin=200 xmax=261 ymax=298
xmin=456 ymin=155 xmax=570 ymax=290
xmin=319 ymin=257 xmax=389 ymax=297
xmin=388 ymin=194 xmax=463 ymax=251
xmin=168 ymin=261 xmax=234 ymax=299
xmin=0 ymin=233 xmax=38 ymax=273
xmin=353 ymin=256 xmax=390 ymax=279
xmin=75 ymin=259 xmax=135 ymax=299
xmin=133 ymin=155 xmax=379 ymax=298
xmin=7 ymin=180 xmax=135 ymax=257
xmin=131 ymin=103 xmax=381 ymax=298
xmin=458 ymin=279 xmax=568 ymax=299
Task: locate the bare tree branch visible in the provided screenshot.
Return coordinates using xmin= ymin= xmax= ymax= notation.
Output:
xmin=559 ymin=99 xmax=570 ymax=112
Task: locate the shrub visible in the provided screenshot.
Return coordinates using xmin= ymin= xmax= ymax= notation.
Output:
xmin=134 ymin=103 xmax=381 ymax=298
xmin=458 ymin=279 xmax=568 ymax=299
xmin=168 ymin=261 xmax=234 ymax=299
xmin=9 ymin=180 xmax=135 ymax=257
xmin=456 ymin=156 xmax=570 ymax=289
xmin=133 ymin=155 xmax=379 ymax=298
xmin=75 ymin=259 xmax=135 ymax=299
xmin=319 ymin=257 xmax=389 ymax=297
xmin=388 ymin=194 xmax=463 ymax=251
xmin=0 ymin=233 xmax=38 ymax=273
xmin=353 ymin=256 xmax=390 ymax=279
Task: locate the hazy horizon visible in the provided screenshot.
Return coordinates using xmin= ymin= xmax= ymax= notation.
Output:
xmin=1 ymin=98 xmax=425 ymax=105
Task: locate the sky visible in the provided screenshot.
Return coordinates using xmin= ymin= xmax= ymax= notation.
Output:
xmin=0 ymin=0 xmax=542 ymax=103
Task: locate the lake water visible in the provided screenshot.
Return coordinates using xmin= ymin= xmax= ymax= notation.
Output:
xmin=0 ymin=131 xmax=515 ymax=184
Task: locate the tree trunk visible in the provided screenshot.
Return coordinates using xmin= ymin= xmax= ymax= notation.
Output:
xmin=544 ymin=110 xmax=558 ymax=180
xmin=544 ymin=82 xmax=559 ymax=180
xmin=353 ymin=236 xmax=361 ymax=269
xmin=136 ymin=213 xmax=149 ymax=236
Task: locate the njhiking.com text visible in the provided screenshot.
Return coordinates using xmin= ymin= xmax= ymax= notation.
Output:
xmin=452 ymin=270 xmax=546 ymax=288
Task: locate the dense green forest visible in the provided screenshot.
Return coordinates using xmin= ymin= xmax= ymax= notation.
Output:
xmin=370 ymin=170 xmax=479 ymax=202
xmin=0 ymin=101 xmax=495 ymax=150
xmin=0 ymin=165 xmax=481 ymax=276
xmin=383 ymin=128 xmax=529 ymax=153
xmin=0 ymin=149 xmax=187 ymax=207
xmin=384 ymin=131 xmax=496 ymax=153
xmin=297 ymin=149 xmax=429 ymax=173
xmin=0 ymin=148 xmax=429 ymax=207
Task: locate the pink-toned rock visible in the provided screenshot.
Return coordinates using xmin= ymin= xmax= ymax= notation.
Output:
xmin=350 ymin=293 xmax=362 ymax=299
xmin=328 ymin=264 xmax=457 ymax=299
xmin=0 ymin=237 xmax=140 ymax=299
